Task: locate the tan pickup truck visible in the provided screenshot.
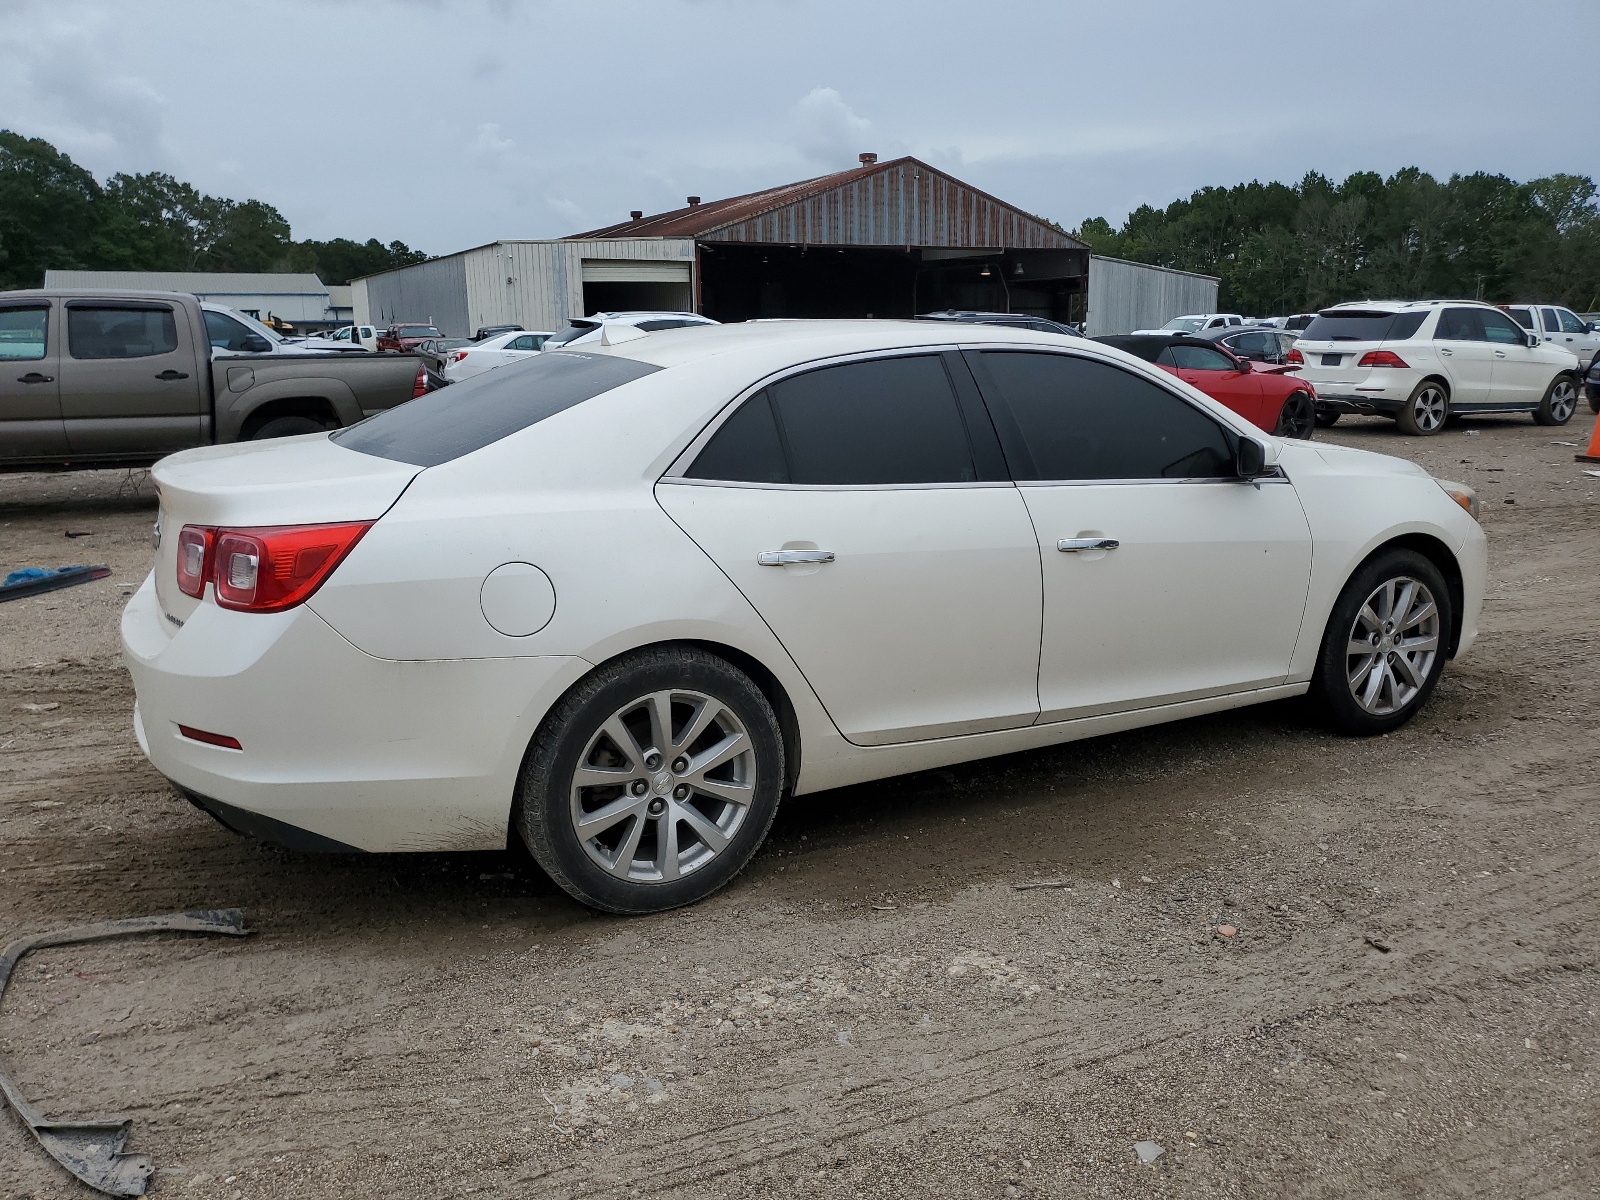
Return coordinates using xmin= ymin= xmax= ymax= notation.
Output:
xmin=0 ymin=289 xmax=424 ymax=470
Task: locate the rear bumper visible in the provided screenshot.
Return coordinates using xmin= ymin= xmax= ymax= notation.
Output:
xmin=121 ymin=575 xmax=584 ymax=852
xmin=1316 ymin=394 xmax=1404 ymax=416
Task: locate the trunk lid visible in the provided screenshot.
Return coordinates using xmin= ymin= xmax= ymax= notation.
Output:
xmin=151 ymin=433 xmax=421 ymax=625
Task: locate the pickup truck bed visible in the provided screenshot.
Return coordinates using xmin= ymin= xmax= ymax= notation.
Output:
xmin=0 ymin=289 xmax=422 ymax=471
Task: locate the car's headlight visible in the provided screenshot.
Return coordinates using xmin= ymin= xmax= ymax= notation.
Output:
xmin=1435 ymin=479 xmax=1480 ymax=520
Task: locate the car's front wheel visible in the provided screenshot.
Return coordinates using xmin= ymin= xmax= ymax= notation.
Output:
xmin=1396 ymin=380 xmax=1450 ymax=436
xmin=515 ymin=647 xmax=785 ymax=914
xmin=1533 ymin=374 xmax=1579 ymax=426
xmin=1274 ymin=390 xmax=1316 ymax=439
xmin=1312 ymin=548 xmax=1453 ymax=735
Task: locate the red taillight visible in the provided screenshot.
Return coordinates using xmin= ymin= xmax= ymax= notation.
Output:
xmin=412 ymin=363 xmax=428 ymax=398
xmin=1358 ymin=350 xmax=1408 ymax=368
xmin=175 ymin=525 xmax=213 ymax=597
xmin=178 ymin=725 xmax=242 ymax=750
xmin=451 ymin=350 xmax=468 ymax=363
xmin=1285 ymin=347 xmax=1303 ymax=364
xmin=212 ymin=522 xmax=373 ymax=612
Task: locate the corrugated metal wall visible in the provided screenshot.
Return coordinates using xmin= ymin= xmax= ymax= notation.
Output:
xmin=1085 ymin=255 xmax=1220 ymax=336
xmin=703 ymin=163 xmax=1074 ymax=250
xmin=363 ymin=253 xmax=470 ymax=335
xmin=461 ymin=239 xmax=696 ymax=333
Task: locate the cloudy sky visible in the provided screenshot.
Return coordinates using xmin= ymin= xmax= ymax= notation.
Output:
xmin=4 ymin=0 xmax=1598 ymax=254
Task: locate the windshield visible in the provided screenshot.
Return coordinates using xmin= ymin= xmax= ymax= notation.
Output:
xmin=333 ymin=350 xmax=661 ymax=466
xmin=1160 ymin=317 xmax=1206 ymax=334
xmin=1301 ymin=311 xmax=1426 ymax=342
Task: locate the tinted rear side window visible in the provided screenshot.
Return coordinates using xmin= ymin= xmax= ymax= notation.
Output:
xmin=1435 ymin=308 xmax=1484 ymax=341
xmin=765 ymin=355 xmax=976 ymax=486
xmin=333 ymin=351 xmax=661 ymax=467
xmin=972 ymin=351 xmax=1234 ymax=481
xmin=68 ymin=305 xmax=178 ymax=359
xmin=686 ymin=391 xmax=788 ymax=483
xmin=1302 ymin=312 xmax=1412 ymax=342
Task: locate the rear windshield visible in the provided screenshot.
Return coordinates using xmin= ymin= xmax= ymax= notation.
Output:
xmin=332 ymin=350 xmax=661 ymax=466
xmin=395 ymin=325 xmax=441 ymax=338
xmin=1302 ymin=311 xmax=1427 ymax=342
xmin=545 ymin=322 xmax=599 ymax=347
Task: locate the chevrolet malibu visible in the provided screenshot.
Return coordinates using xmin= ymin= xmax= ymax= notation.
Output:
xmin=123 ymin=321 xmax=1487 ymax=913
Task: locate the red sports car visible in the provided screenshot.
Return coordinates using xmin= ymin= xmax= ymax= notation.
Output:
xmin=1094 ymin=334 xmax=1318 ymax=439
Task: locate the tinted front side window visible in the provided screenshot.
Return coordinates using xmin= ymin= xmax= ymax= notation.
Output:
xmin=1481 ymin=311 xmax=1526 ymax=344
xmin=1435 ymin=308 xmax=1484 ymax=341
xmin=1559 ymin=309 xmax=1586 ymax=334
xmin=1166 ymin=344 xmax=1236 ymax=371
xmin=68 ymin=306 xmax=177 ymax=359
xmin=333 ymin=350 xmax=661 ymax=467
xmin=686 ymin=391 xmax=788 ymax=483
xmin=0 ymin=306 xmax=48 ymax=361
xmin=767 ymin=356 xmax=976 ymax=485
xmin=975 ymin=351 xmax=1234 ymax=481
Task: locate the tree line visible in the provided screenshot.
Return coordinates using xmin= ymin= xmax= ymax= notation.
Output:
xmin=1075 ymin=168 xmax=1600 ymax=316
xmin=0 ymin=130 xmax=427 ymax=290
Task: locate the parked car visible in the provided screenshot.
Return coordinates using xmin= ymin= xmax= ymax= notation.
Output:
xmin=121 ymin=319 xmax=1485 ymax=913
xmin=441 ymin=329 xmax=554 ymax=383
xmin=415 ymin=336 xmax=474 ymax=375
xmin=917 ymin=310 xmax=1083 ymax=337
xmin=1202 ymin=325 xmax=1298 ymax=365
xmin=544 ymin=312 xmax=718 ymax=349
xmin=1500 ymin=303 xmax=1600 ymax=369
xmin=377 ymin=323 xmax=443 ymax=352
xmin=200 ymin=303 xmax=338 ymax=356
xmin=1585 ymin=355 xmax=1600 ymax=414
xmin=473 ymin=324 xmax=525 ymax=341
xmin=1259 ymin=314 xmax=1317 ymax=333
xmin=312 ymin=324 xmax=380 ymax=352
xmin=1289 ymin=301 xmax=1582 ymax=435
xmin=0 ymin=289 xmax=426 ymax=469
xmin=1131 ymin=313 xmax=1247 ymax=335
xmin=1094 ymin=333 xmax=1317 ymax=439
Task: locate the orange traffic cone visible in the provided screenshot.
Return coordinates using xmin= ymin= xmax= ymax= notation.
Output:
xmin=1579 ymin=409 xmax=1600 ymax=464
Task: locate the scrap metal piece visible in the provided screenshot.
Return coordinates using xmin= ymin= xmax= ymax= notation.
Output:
xmin=0 ymin=909 xmax=251 ymax=1196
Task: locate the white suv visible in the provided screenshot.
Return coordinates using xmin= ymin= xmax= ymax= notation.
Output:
xmin=1290 ymin=301 xmax=1582 ymax=435
xmin=1131 ymin=313 xmax=1246 ymax=335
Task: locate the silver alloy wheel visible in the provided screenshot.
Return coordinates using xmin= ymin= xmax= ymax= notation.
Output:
xmin=1345 ymin=576 xmax=1441 ymax=716
xmin=569 ymin=689 xmax=755 ymax=883
xmin=1411 ymin=384 xmax=1448 ymax=432
xmin=1549 ymin=378 xmax=1577 ymax=422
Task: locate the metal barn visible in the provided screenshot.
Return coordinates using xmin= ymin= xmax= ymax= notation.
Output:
xmin=1083 ymin=255 xmax=1220 ymax=336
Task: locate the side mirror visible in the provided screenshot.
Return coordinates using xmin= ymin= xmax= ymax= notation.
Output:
xmin=1236 ymin=437 xmax=1267 ymax=479
xmin=242 ymin=335 xmax=272 ymax=353
xmin=1526 ymin=332 xmax=1540 ymax=349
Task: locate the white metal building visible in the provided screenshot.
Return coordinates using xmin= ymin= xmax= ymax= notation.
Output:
xmin=40 ymin=271 xmax=346 ymax=331
xmin=1083 ymin=256 xmax=1220 ymax=337
xmin=354 ymin=239 xmax=696 ymax=337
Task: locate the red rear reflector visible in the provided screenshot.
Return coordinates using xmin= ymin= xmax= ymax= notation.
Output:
xmin=212 ymin=521 xmax=373 ymax=613
xmin=178 ymin=725 xmax=242 ymax=750
xmin=1358 ymin=350 xmax=1409 ymax=368
xmin=1285 ymin=347 xmax=1303 ymax=364
xmin=413 ymin=363 xmax=428 ymax=398
xmin=175 ymin=525 xmax=213 ymax=597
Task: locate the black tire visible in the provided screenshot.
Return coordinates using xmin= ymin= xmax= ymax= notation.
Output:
xmin=1533 ymin=373 xmax=1579 ymax=426
xmin=1274 ymin=390 xmax=1317 ymax=439
xmin=514 ymin=646 xmax=785 ymax=914
xmin=1314 ymin=410 xmax=1341 ymax=428
xmin=1588 ymin=384 xmax=1599 ymax=416
xmin=1312 ymin=548 xmax=1453 ymax=736
xmin=249 ymin=415 xmax=327 ymax=440
xmin=1396 ymin=379 xmax=1450 ymax=436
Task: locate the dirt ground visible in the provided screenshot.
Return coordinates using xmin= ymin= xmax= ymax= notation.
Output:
xmin=2 ymin=412 xmax=1598 ymax=1199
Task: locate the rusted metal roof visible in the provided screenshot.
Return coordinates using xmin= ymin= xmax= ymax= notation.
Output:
xmin=568 ymin=157 xmax=1083 ymax=250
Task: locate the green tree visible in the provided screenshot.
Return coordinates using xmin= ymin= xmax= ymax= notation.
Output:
xmin=0 ymin=131 xmax=103 ymax=288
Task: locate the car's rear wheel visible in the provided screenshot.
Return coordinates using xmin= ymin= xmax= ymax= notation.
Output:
xmin=515 ymin=647 xmax=784 ymax=914
xmin=1314 ymin=410 xmax=1341 ymax=428
xmin=1533 ymin=374 xmax=1579 ymax=426
xmin=1312 ymin=548 xmax=1452 ymax=735
xmin=1396 ymin=380 xmax=1449 ymax=436
xmin=1274 ymin=390 xmax=1316 ymax=439
xmin=249 ymin=415 xmax=326 ymax=440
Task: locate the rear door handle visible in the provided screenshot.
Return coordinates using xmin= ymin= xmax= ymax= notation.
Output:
xmin=155 ymin=370 xmax=190 ymax=381
xmin=1439 ymin=348 xmax=1453 ymax=357
xmin=1058 ymin=538 xmax=1119 ymax=553
xmin=16 ymin=372 xmax=53 ymax=384
xmin=757 ymin=550 xmax=835 ymax=565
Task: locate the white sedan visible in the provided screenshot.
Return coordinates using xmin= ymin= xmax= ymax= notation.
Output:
xmin=123 ymin=321 xmax=1486 ymax=913
xmin=442 ymin=329 xmax=553 ymax=382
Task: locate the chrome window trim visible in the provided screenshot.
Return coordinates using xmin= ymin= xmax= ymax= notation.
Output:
xmin=661 ymin=339 xmax=1274 ymax=488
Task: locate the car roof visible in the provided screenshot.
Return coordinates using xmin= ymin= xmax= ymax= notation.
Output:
xmin=1317 ymin=299 xmax=1495 ymax=315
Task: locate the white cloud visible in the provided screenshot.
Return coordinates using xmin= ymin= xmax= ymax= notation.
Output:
xmin=790 ymin=87 xmax=874 ymax=170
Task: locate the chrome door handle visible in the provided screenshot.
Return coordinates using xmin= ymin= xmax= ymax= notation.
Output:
xmin=1439 ymin=348 xmax=1453 ymax=356
xmin=1493 ymin=350 xmax=1507 ymax=358
xmin=1058 ymin=538 xmax=1119 ymax=553
xmin=757 ymin=550 xmax=835 ymax=565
